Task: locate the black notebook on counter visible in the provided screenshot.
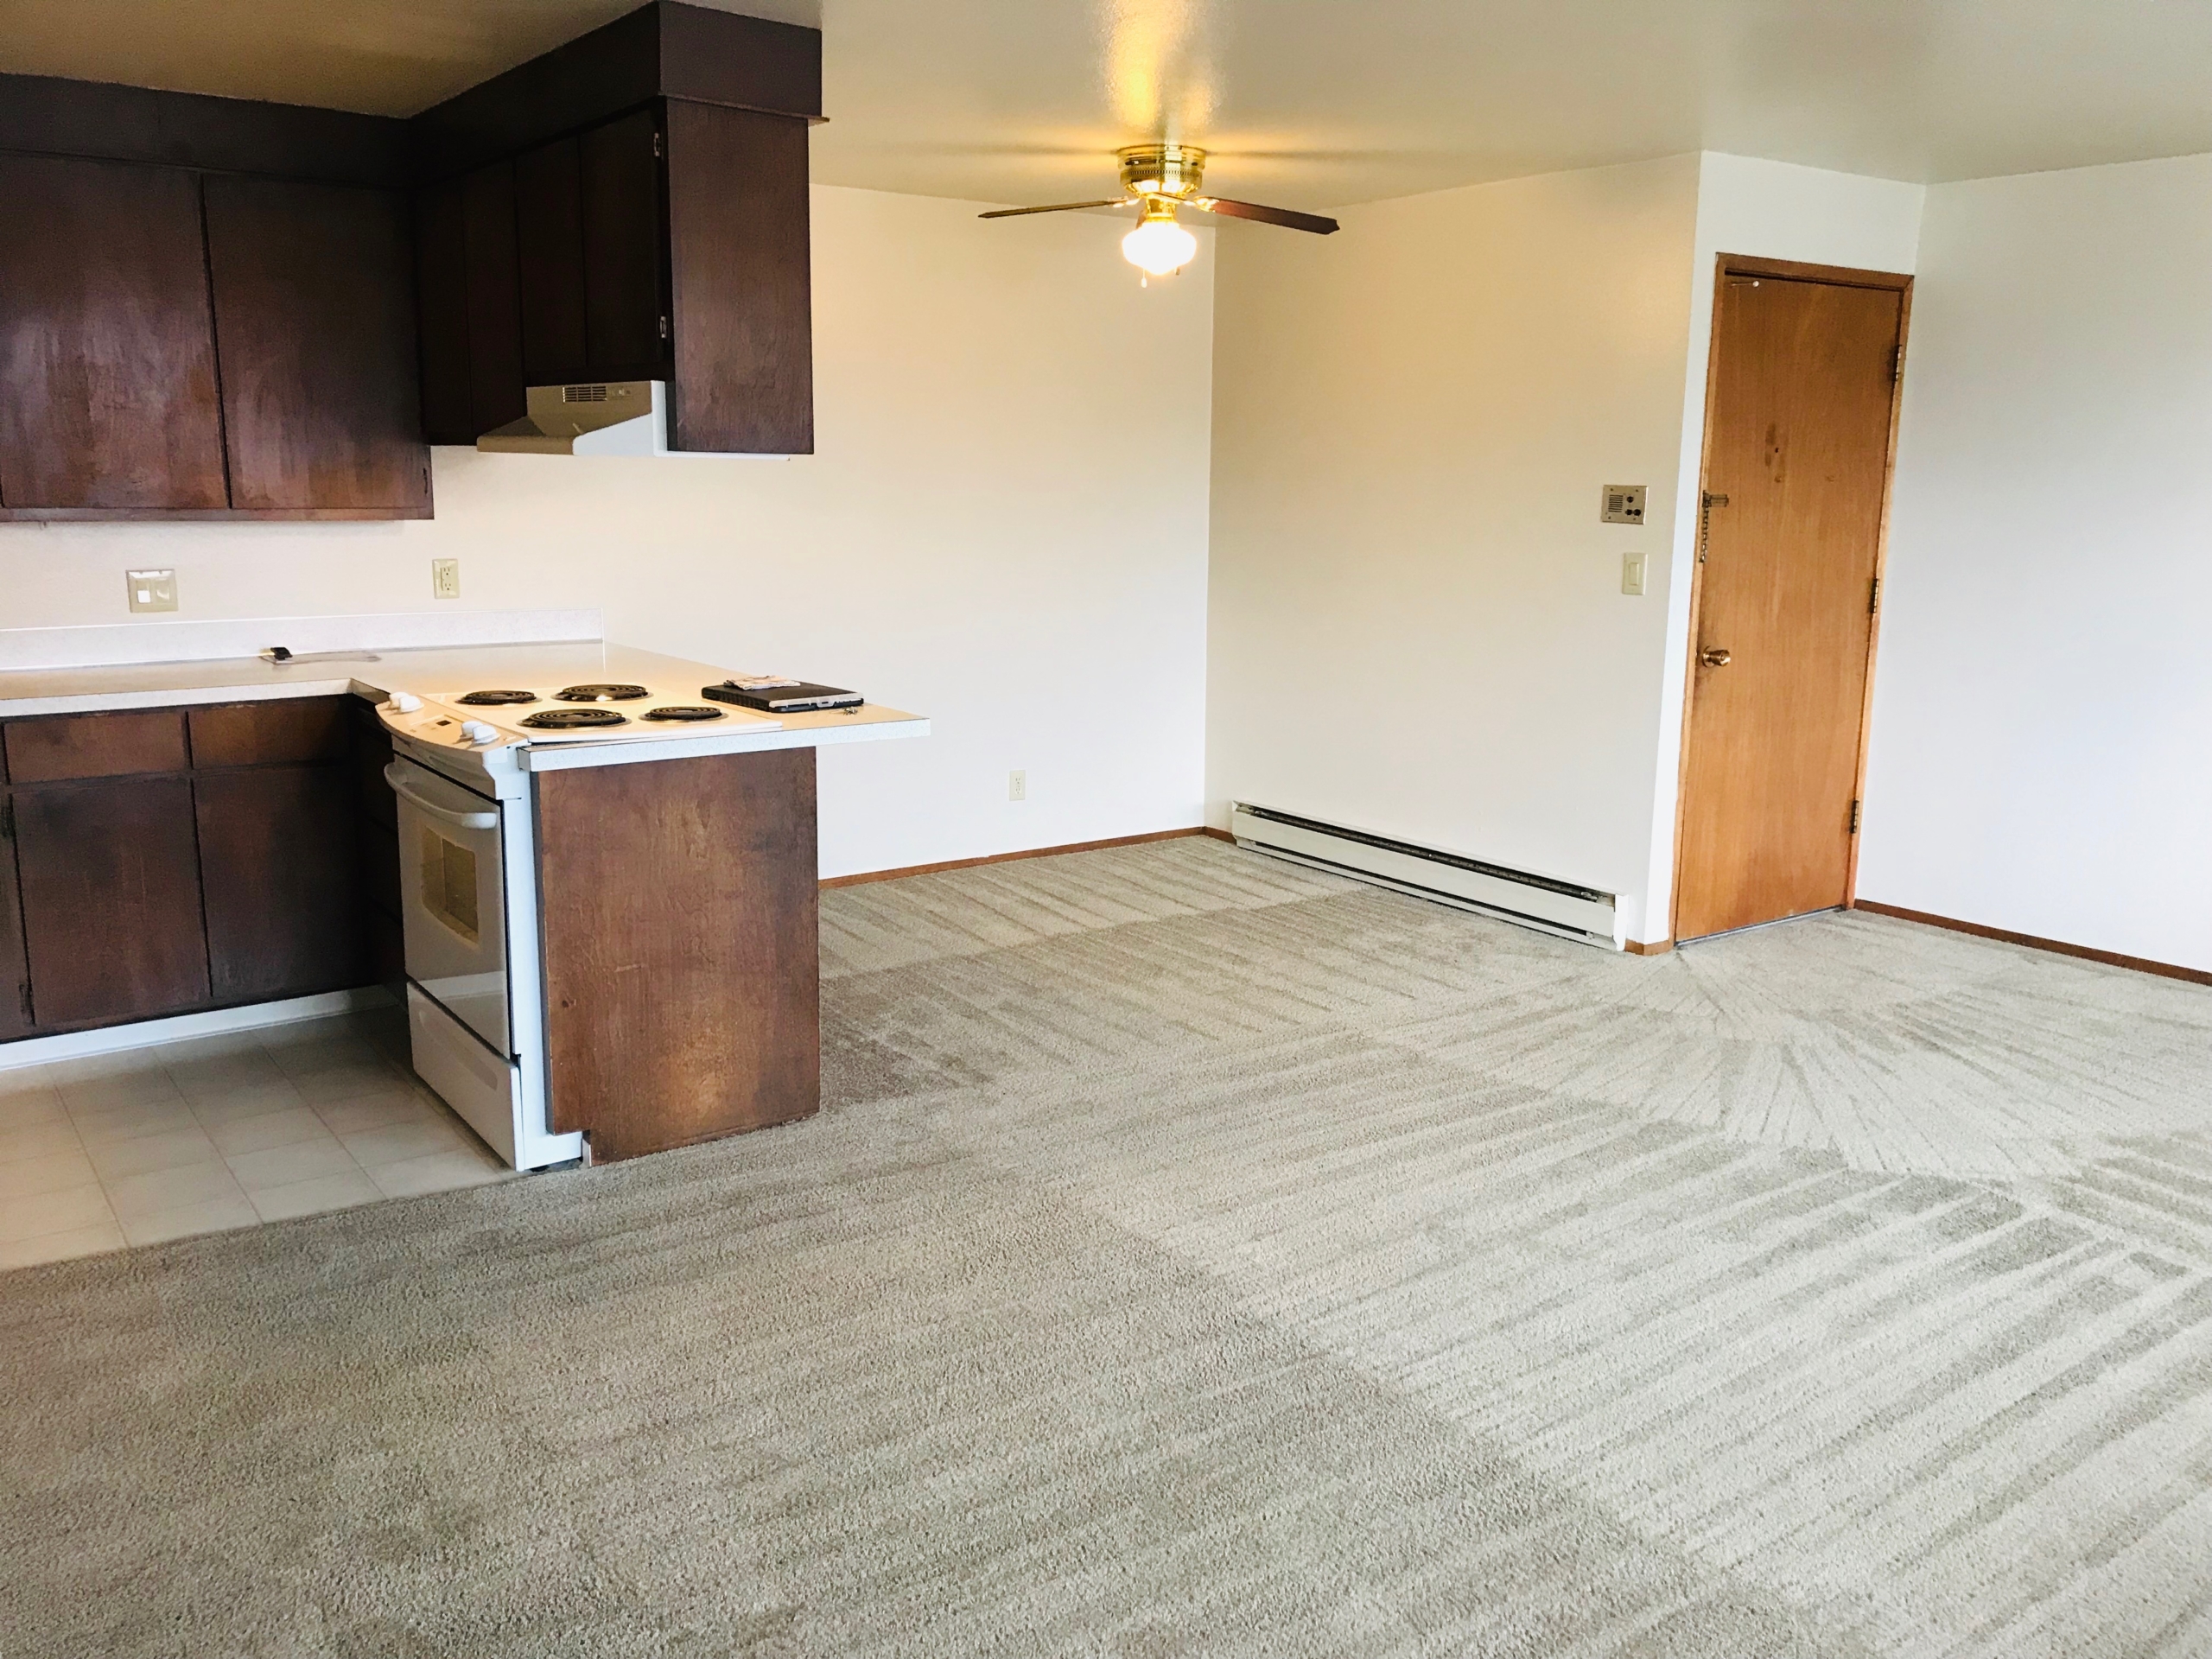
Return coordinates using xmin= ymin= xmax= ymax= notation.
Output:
xmin=703 ymin=677 xmax=865 ymax=713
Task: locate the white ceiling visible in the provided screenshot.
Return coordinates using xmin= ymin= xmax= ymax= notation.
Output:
xmin=5 ymin=0 xmax=2210 ymax=208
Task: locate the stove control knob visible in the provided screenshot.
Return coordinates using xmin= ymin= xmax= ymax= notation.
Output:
xmin=461 ymin=720 xmax=499 ymax=747
xmin=388 ymin=692 xmax=423 ymax=714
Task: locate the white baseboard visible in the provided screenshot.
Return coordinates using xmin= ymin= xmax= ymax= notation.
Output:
xmin=0 ymin=986 xmax=397 ymax=1071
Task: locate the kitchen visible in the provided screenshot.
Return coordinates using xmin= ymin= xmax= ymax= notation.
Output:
xmin=0 ymin=2 xmax=974 ymax=1232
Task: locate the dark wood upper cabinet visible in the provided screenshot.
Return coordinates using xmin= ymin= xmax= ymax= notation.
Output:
xmin=415 ymin=162 xmax=527 ymax=445
xmin=580 ymin=110 xmax=671 ymax=379
xmin=666 ymin=101 xmax=812 ymax=454
xmin=0 ymin=154 xmax=228 ymax=512
xmin=15 ymin=776 xmax=211 ymax=1029
xmin=0 ymin=76 xmax=429 ymax=519
xmin=514 ymin=138 xmax=589 ymax=384
xmin=512 ymin=110 xmax=671 ymax=387
xmin=204 ymin=178 xmax=431 ymax=513
xmin=413 ymin=3 xmax=817 ymax=453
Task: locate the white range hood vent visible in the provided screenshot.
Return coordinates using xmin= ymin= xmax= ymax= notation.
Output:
xmin=480 ymin=380 xmax=668 ymax=456
xmin=477 ymin=380 xmax=799 ymax=459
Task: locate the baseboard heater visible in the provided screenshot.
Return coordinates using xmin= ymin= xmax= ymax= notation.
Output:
xmin=1228 ymin=803 xmax=1619 ymax=949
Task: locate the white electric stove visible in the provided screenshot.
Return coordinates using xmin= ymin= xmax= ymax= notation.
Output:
xmin=376 ymin=676 xmax=784 ymax=1171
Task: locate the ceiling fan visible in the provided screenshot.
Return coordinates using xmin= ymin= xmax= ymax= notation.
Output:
xmin=980 ymin=143 xmax=1338 ymax=278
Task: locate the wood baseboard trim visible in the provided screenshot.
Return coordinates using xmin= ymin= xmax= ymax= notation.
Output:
xmin=1198 ymin=826 xmax=1236 ymax=842
xmin=821 ymin=827 xmax=1211 ymax=889
xmin=1624 ymin=938 xmax=1675 ymax=957
xmin=1854 ymin=900 xmax=2212 ymax=988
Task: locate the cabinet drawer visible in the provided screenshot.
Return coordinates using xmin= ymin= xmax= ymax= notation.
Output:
xmin=3 ymin=709 xmax=189 ymax=783
xmin=189 ymin=697 xmax=353 ymax=767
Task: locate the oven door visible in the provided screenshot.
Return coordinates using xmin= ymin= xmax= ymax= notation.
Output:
xmin=387 ymin=758 xmax=512 ymax=1057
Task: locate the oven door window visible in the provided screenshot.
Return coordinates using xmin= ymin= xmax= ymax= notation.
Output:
xmin=420 ymin=829 xmax=481 ymax=944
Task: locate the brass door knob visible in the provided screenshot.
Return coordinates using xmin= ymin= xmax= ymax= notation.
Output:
xmin=1700 ymin=646 xmax=1732 ymax=667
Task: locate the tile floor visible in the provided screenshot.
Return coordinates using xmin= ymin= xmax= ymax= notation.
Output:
xmin=0 ymin=1008 xmax=512 ymax=1269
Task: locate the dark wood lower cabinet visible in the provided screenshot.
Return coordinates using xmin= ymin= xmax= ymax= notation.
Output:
xmin=0 ymin=814 xmax=31 ymax=1039
xmin=0 ymin=694 xmax=390 ymax=1043
xmin=15 ymin=776 xmax=210 ymax=1029
xmin=537 ymin=747 xmax=819 ymax=1161
xmin=196 ymin=764 xmax=364 ymax=1003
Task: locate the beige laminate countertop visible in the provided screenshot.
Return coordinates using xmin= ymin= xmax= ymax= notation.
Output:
xmin=0 ymin=643 xmax=926 ymax=756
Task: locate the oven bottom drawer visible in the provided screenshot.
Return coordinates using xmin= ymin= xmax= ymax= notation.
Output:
xmin=408 ymin=984 xmax=520 ymax=1167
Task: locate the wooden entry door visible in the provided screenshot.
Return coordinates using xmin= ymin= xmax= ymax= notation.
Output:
xmin=1674 ymin=263 xmax=1908 ymax=942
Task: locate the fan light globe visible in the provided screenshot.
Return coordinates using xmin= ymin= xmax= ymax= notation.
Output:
xmin=1122 ymin=213 xmax=1198 ymax=276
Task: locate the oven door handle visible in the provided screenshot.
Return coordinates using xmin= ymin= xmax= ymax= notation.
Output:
xmin=385 ymin=764 xmax=499 ymax=831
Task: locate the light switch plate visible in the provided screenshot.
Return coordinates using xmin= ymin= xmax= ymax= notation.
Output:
xmin=1602 ymin=485 xmax=1647 ymax=525
xmin=1621 ymin=553 xmax=1648 ymax=596
xmin=431 ymin=558 xmax=461 ymax=600
xmin=126 ymin=569 xmax=178 ymax=613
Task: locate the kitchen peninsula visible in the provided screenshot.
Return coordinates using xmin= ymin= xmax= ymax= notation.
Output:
xmin=0 ymin=614 xmax=926 ymax=1166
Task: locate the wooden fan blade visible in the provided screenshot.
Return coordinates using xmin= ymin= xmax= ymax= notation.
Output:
xmin=978 ymin=199 xmax=1132 ymax=219
xmin=1190 ymin=197 xmax=1339 ymax=235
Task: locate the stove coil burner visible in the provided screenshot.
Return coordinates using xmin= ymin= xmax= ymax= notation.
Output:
xmin=640 ymin=705 xmax=728 ymax=722
xmin=455 ymin=690 xmax=538 ymax=705
xmin=556 ymin=683 xmax=650 ymax=703
xmin=520 ymin=708 xmax=628 ymax=729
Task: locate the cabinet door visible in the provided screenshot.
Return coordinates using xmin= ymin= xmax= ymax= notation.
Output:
xmin=664 ymin=102 xmax=814 ymax=454
xmin=0 ymin=799 xmax=31 ymax=1040
xmin=511 ymin=111 xmax=668 ymax=386
xmin=414 ymin=163 xmax=526 ymax=444
xmin=204 ymin=177 xmax=431 ymax=512
xmin=580 ymin=108 xmax=669 ymax=379
xmin=16 ymin=777 xmax=210 ymax=1028
xmin=515 ymin=137 xmax=589 ymax=385
xmin=0 ymin=154 xmax=228 ymax=511
xmin=196 ymin=765 xmax=365 ymax=1003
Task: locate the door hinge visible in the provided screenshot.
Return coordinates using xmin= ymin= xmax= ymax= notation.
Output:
xmin=652 ymin=130 xmax=664 ymax=160
xmin=16 ymin=982 xmax=29 ymax=1023
xmin=1870 ymin=575 xmax=1881 ymax=615
xmin=0 ymin=796 xmax=12 ymax=840
xmin=658 ymin=314 xmax=671 ymax=341
xmin=1698 ymin=492 xmax=1729 ymax=563
xmin=1849 ymin=799 xmax=1862 ymax=835
xmin=1891 ymin=344 xmax=1904 ymax=383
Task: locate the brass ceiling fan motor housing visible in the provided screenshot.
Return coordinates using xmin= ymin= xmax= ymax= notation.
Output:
xmin=1118 ymin=143 xmax=1207 ymax=201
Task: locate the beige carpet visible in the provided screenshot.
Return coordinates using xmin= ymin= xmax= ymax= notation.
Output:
xmin=6 ymin=837 xmax=2212 ymax=1657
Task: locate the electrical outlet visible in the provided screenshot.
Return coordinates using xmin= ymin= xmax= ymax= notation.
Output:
xmin=431 ymin=558 xmax=461 ymax=600
xmin=1601 ymin=484 xmax=1647 ymax=525
xmin=1621 ymin=552 xmax=1648 ymax=596
xmin=1008 ymin=770 xmax=1027 ymax=802
xmin=125 ymin=569 xmax=177 ymax=613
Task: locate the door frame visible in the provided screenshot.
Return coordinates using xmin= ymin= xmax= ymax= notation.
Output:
xmin=1666 ymin=253 xmax=1916 ymax=946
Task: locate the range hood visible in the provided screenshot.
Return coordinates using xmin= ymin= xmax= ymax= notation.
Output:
xmin=479 ymin=381 xmax=670 ymax=456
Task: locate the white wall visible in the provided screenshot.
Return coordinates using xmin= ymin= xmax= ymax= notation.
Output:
xmin=0 ymin=185 xmax=1217 ymax=880
xmin=1205 ymin=156 xmax=1703 ymax=942
xmin=1861 ymin=154 xmax=2212 ymax=970
xmin=1643 ymin=155 xmax=1927 ymax=931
